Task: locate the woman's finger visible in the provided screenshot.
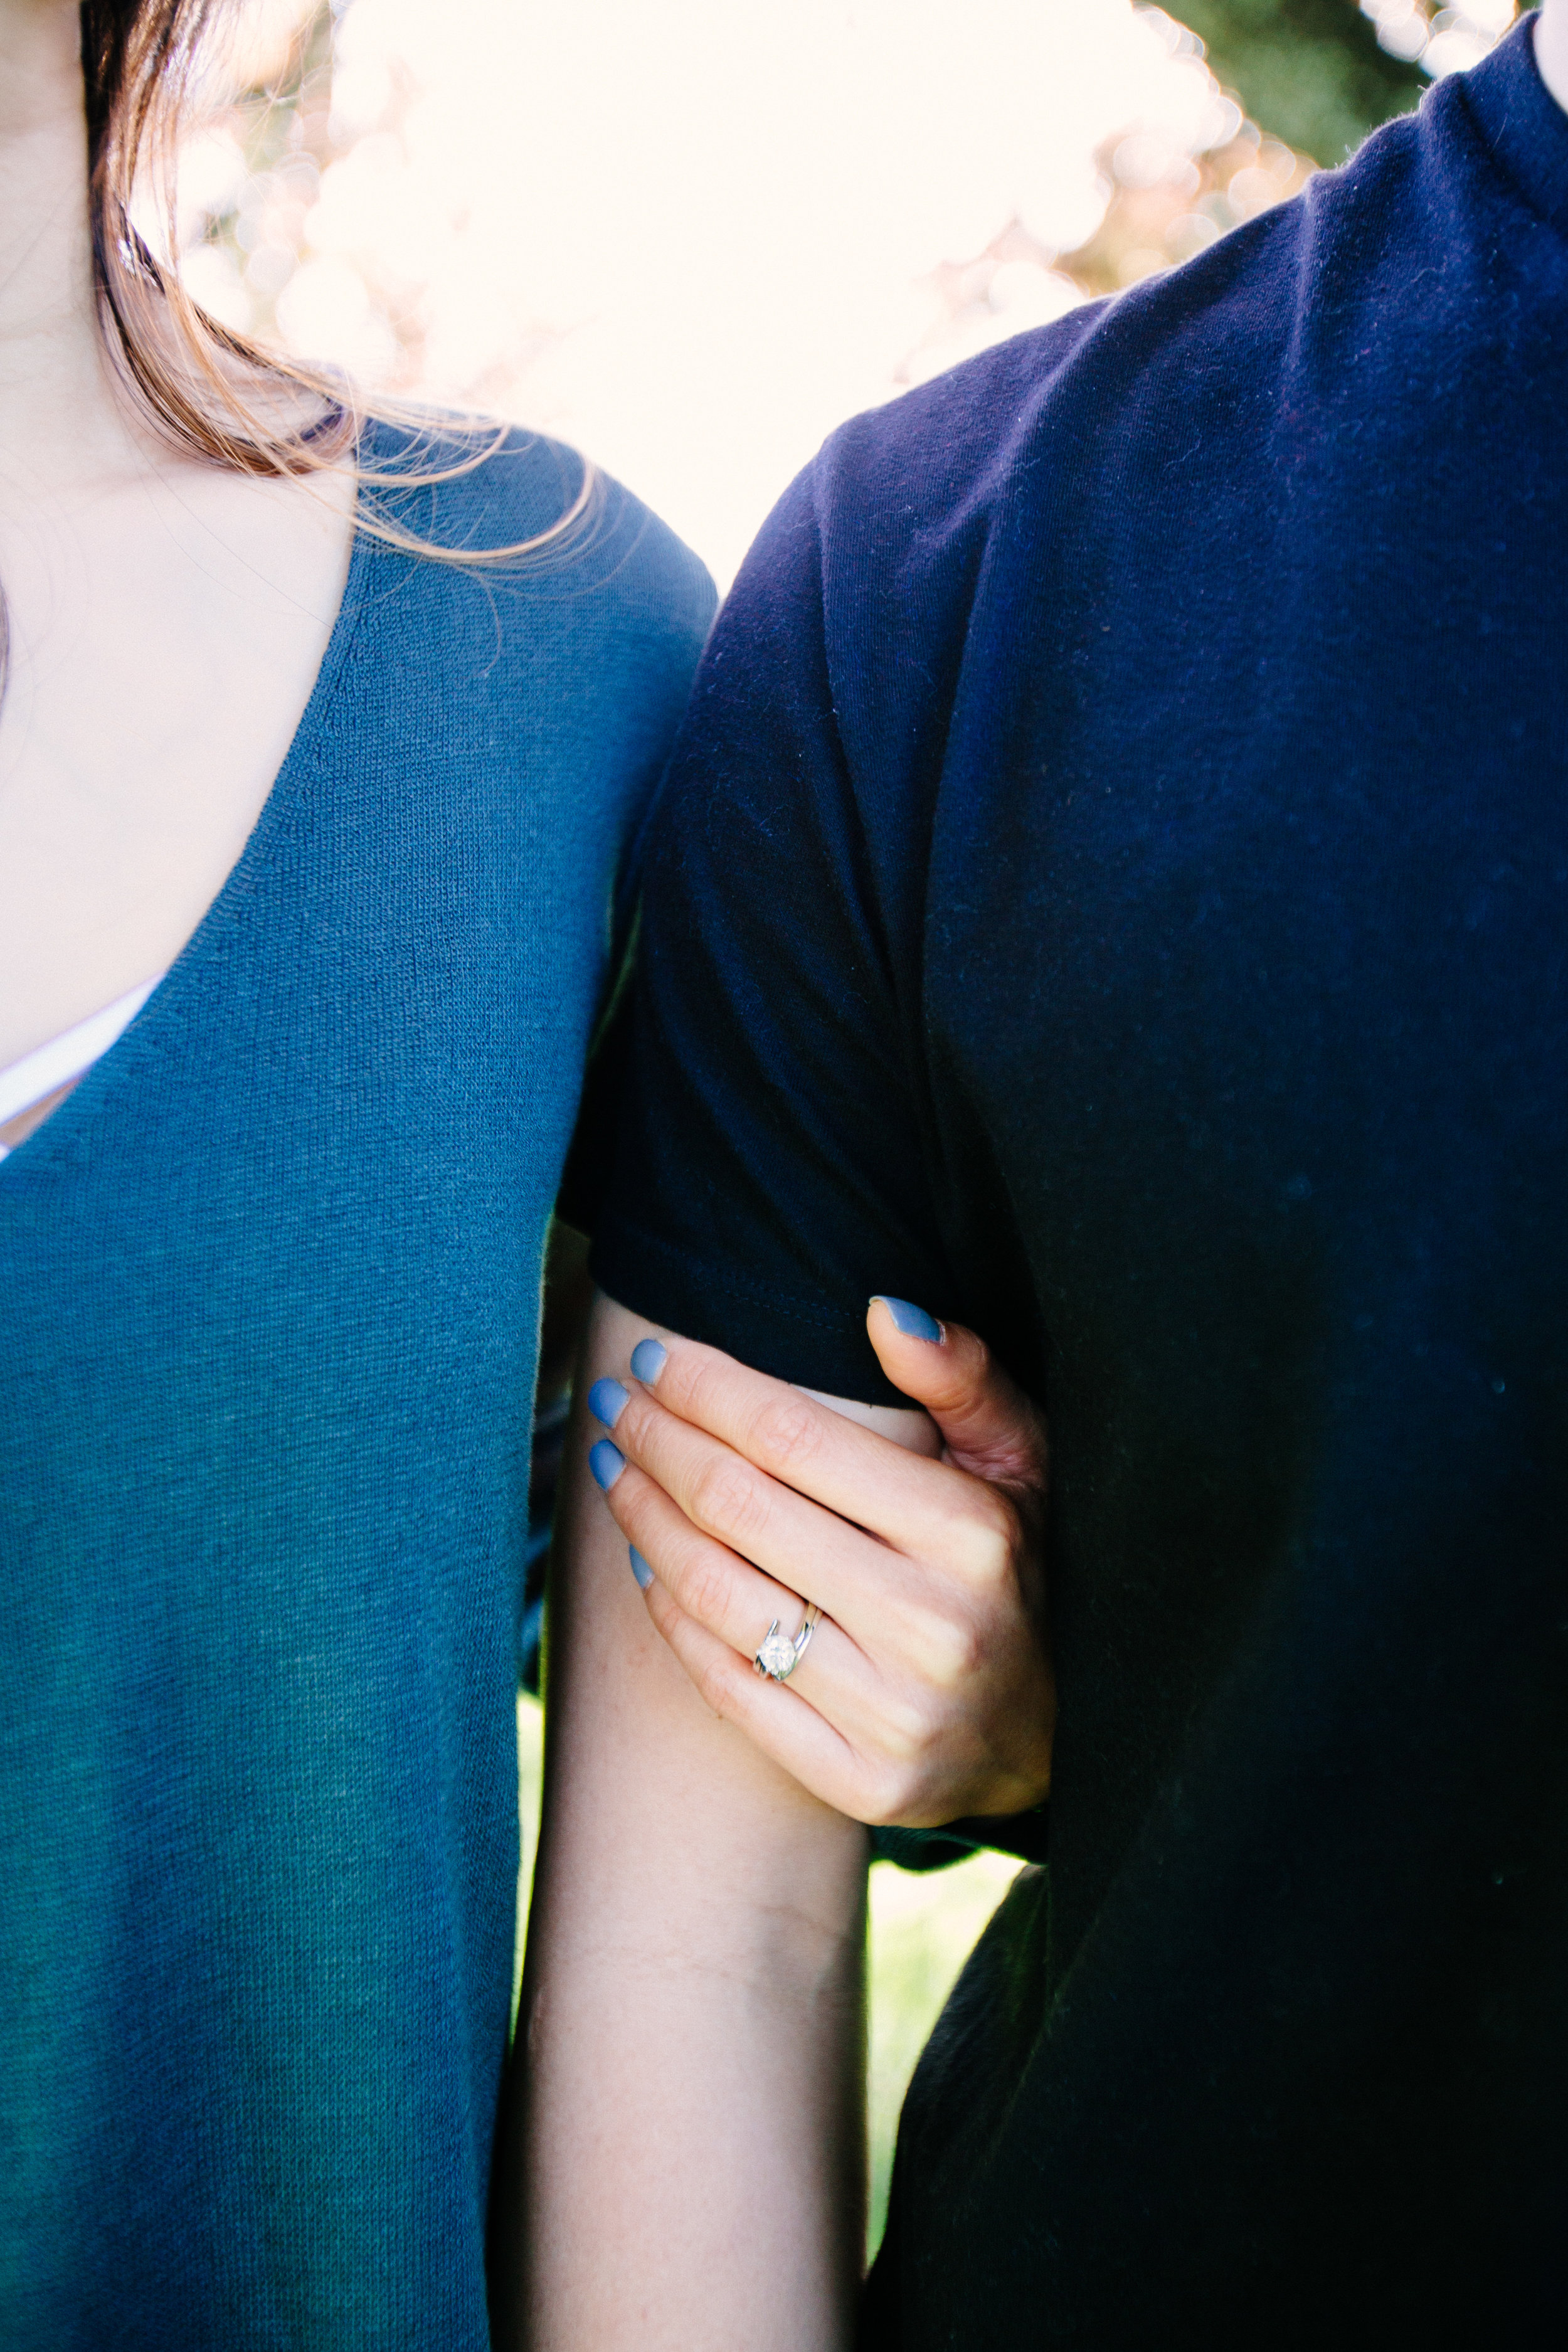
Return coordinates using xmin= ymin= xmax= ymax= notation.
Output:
xmin=586 ymin=1389 xmax=921 ymax=1638
xmin=865 ymin=1300 xmax=1049 ymax=1497
xmin=588 ymin=1442 xmax=889 ymax=1730
xmin=601 ymin=1342 xmax=1009 ymax=1574
xmin=592 ymin=1424 xmax=1010 ymax=1767
xmin=643 ymin=1585 xmax=1014 ymax=1828
xmin=639 ymin=1582 xmax=914 ymax=1826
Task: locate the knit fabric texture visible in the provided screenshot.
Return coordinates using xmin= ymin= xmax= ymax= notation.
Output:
xmin=589 ymin=24 xmax=1568 ymax=2346
xmin=0 ymin=422 xmax=714 ymax=2348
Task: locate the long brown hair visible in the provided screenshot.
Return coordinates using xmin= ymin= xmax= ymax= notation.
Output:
xmin=74 ymin=0 xmax=592 ymax=537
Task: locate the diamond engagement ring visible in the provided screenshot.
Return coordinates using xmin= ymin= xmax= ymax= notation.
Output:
xmin=753 ymin=1604 xmax=821 ymax=1684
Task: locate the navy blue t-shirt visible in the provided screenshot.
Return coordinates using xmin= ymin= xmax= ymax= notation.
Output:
xmin=590 ymin=21 xmax=1568 ymax=2346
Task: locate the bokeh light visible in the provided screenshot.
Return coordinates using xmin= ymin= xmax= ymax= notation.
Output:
xmin=170 ymin=0 xmax=1512 ymax=584
xmin=166 ymin=0 xmax=1517 ymax=2252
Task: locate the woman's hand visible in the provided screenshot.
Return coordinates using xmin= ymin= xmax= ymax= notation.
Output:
xmin=582 ymin=1297 xmax=1052 ymax=1829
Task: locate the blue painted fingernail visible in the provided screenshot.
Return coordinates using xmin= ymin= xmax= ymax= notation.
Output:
xmin=872 ymin=1296 xmax=944 ymax=1344
xmin=588 ymin=1438 xmax=625 ymax=1491
xmin=588 ymin=1377 xmax=630 ymax=1429
xmin=629 ymin=1545 xmax=654 ymax=1590
xmin=630 ymin=1337 xmax=667 ymax=1385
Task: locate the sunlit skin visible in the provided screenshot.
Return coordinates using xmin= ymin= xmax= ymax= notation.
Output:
xmin=590 ymin=1305 xmax=1053 ymax=1828
xmin=0 ymin=0 xmax=1056 ymax=1857
xmin=519 ymin=11 xmax=1568 ymax=2347
xmin=10 ymin=0 xmax=1560 ymax=2341
xmin=1 ymin=7 xmax=1057 ymax=2345
xmin=0 ymin=0 xmax=354 ymax=1071
xmin=505 ymin=1290 xmax=1052 ymax=2352
xmin=539 ymin=0 xmax=1568 ymax=1838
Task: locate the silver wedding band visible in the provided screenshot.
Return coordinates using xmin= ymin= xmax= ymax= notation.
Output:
xmin=753 ymin=1602 xmax=821 ymax=1684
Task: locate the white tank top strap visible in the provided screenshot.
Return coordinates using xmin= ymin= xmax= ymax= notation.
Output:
xmin=0 ymin=975 xmax=164 ymax=1159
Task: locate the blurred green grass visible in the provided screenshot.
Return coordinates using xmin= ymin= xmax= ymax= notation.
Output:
xmin=864 ymin=1846 xmax=1018 ymax=2257
xmin=514 ymin=1694 xmax=1018 ymax=2263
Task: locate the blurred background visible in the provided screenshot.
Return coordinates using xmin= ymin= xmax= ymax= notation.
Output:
xmin=169 ymin=0 xmax=1518 ymax=2255
xmin=173 ymin=0 xmax=1513 ymax=588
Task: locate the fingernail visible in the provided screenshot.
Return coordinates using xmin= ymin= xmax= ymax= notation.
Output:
xmin=587 ymin=1377 xmax=630 ymax=1429
xmin=630 ymin=1337 xmax=667 ymax=1385
xmin=872 ymin=1296 xmax=944 ymax=1344
xmin=629 ymin=1546 xmax=654 ymax=1590
xmin=588 ymin=1438 xmax=625 ymax=1491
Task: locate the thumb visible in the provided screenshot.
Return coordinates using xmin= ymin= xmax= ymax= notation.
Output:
xmin=866 ymin=1297 xmax=1047 ymax=1497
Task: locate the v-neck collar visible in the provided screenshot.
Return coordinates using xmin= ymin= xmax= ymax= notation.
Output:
xmin=0 ymin=456 xmax=376 ymax=1187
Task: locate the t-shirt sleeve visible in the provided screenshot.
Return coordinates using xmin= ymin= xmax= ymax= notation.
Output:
xmin=588 ymin=462 xmax=959 ymax=1408
xmin=550 ymin=481 xmax=719 ymax=1242
xmin=588 ymin=447 xmax=1054 ymax=1866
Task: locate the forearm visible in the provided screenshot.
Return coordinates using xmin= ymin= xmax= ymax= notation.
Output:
xmin=499 ymin=1293 xmax=869 ymax=2352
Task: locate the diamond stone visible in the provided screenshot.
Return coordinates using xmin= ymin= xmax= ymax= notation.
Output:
xmin=756 ymin=1625 xmax=797 ymax=1678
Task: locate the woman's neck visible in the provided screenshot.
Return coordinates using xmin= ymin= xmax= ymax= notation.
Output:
xmin=0 ymin=3 xmax=132 ymax=484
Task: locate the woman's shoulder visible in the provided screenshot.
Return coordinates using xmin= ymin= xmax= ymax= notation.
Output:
xmin=357 ymin=408 xmax=716 ymax=657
